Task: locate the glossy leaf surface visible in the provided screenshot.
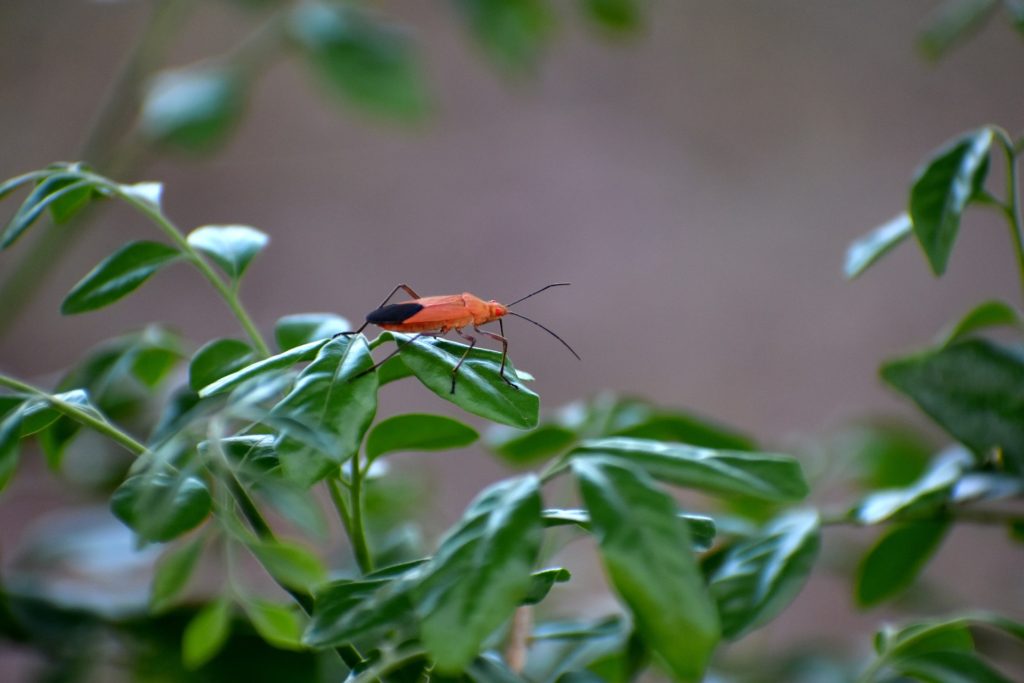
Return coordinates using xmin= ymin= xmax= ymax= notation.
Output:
xmin=572 ymin=437 xmax=808 ymax=501
xmin=187 ymin=225 xmax=269 ymax=281
xmin=574 ymin=457 xmax=719 ymax=682
xmin=856 ymin=518 xmax=950 ymax=607
xmin=844 ymin=213 xmax=913 ymax=279
xmin=416 ymin=475 xmax=543 ymax=672
xmin=708 ymin=510 xmax=820 ymax=638
xmin=366 ymin=413 xmax=479 ymax=460
xmin=62 ymin=240 xmax=181 ymax=314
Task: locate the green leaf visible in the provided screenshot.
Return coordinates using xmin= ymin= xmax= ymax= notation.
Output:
xmin=582 ymin=0 xmax=642 ymax=32
xmin=528 ymin=617 xmax=632 ymax=683
xmin=909 ymin=128 xmax=993 ymax=276
xmin=275 ymin=313 xmax=351 ymax=351
xmin=290 ymin=2 xmax=428 ymax=119
xmin=523 ymin=567 xmax=571 ymax=605
xmin=844 ymin=213 xmax=914 ymax=280
xmin=271 ymin=337 xmax=377 ymax=485
xmin=938 ymin=300 xmax=1022 ymax=346
xmin=16 ymin=390 xmax=94 ymax=437
xmin=140 ymin=66 xmax=246 ymax=151
xmin=573 ymin=457 xmax=719 ymax=682
xmin=918 ymin=0 xmax=999 ymax=60
xmin=366 ymin=413 xmax=478 ymax=460
xmin=243 ymin=598 xmax=305 ymax=650
xmin=851 ymin=451 xmax=968 ymax=525
xmin=120 ymin=181 xmax=164 ymax=210
xmin=111 ymin=470 xmax=213 ymax=542
xmin=892 ymin=650 xmax=1014 ymax=683
xmin=572 ymin=437 xmax=808 ymax=502
xmin=61 ymin=240 xmax=182 ymax=314
xmin=248 ymin=539 xmax=327 ymax=592
xmin=856 ymin=518 xmax=950 ymax=607
xmin=0 ymin=412 xmax=22 ymax=492
xmin=381 ymin=333 xmax=539 ymax=428
xmin=304 ymin=564 xmax=420 ymax=647
xmin=542 ymin=508 xmax=717 ymax=552
xmin=709 ymin=510 xmax=820 ymax=639
xmin=881 ymin=339 xmax=1024 ymax=472
xmin=183 ymin=598 xmax=232 ymax=669
xmin=456 ymin=0 xmax=555 ymax=73
xmin=1 ymin=167 xmax=101 ymax=249
xmin=610 ymin=410 xmax=756 ymax=451
xmin=187 ymin=225 xmax=269 ymax=281
xmin=198 ymin=340 xmax=327 ymax=397
xmin=416 ymin=475 xmax=543 ymax=673
xmin=189 ymin=338 xmax=257 ymax=392
xmin=488 ymin=424 xmax=578 ymax=465
xmin=151 ymin=534 xmax=205 ymax=613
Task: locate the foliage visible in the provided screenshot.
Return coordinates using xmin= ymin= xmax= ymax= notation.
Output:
xmin=1 ymin=3 xmax=1023 ymax=683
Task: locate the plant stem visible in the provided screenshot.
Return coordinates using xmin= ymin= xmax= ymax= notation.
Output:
xmin=994 ymin=128 xmax=1024 ymax=301
xmin=0 ymin=373 xmax=146 ymax=456
xmin=107 ymin=180 xmax=272 ymax=356
xmin=349 ymin=452 xmax=374 ymax=574
xmin=348 ymin=645 xmax=427 ymax=683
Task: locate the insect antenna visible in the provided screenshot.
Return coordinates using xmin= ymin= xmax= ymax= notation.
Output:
xmin=506 ymin=282 xmax=571 ymax=308
xmin=506 ymin=311 xmax=581 ymax=360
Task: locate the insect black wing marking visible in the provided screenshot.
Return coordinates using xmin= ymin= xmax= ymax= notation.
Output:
xmin=366 ymin=302 xmax=424 ymax=325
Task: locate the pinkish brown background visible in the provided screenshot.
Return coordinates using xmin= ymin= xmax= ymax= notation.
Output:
xmin=1 ymin=0 xmax=1022 ymax=677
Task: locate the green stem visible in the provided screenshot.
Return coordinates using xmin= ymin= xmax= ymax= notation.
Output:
xmin=349 ymin=453 xmax=374 ymax=574
xmin=348 ymin=645 xmax=427 ymax=683
xmin=994 ymin=128 xmax=1024 ymax=301
xmin=106 ymin=180 xmax=271 ymax=356
xmin=539 ymin=453 xmax=571 ymax=484
xmin=0 ymin=373 xmax=146 ymax=456
xmin=327 ymin=476 xmax=358 ymax=553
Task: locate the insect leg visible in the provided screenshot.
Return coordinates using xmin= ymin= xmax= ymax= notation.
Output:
xmin=475 ymin=323 xmax=516 ymax=389
xmin=348 ymin=332 xmax=430 ymax=381
xmin=452 ymin=329 xmax=478 ymax=394
xmin=332 ymin=283 xmax=423 ymax=338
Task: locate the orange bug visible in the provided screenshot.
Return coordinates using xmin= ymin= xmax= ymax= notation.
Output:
xmin=340 ymin=283 xmax=580 ymax=393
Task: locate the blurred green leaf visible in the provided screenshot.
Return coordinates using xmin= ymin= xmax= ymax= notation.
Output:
xmin=488 ymin=424 xmax=577 ymax=465
xmin=1 ymin=170 xmax=98 ymax=249
xmin=187 ymin=225 xmax=269 ymax=281
xmin=189 ymin=338 xmax=257 ymax=392
xmin=416 ymin=475 xmax=543 ymax=673
xmin=140 ymin=66 xmax=246 ymax=151
xmin=304 ymin=563 xmax=420 ymax=647
xmin=909 ymin=128 xmax=993 ymax=276
xmin=249 ymin=539 xmax=327 ymax=592
xmin=151 ymin=534 xmax=205 ymax=613
xmin=709 ymin=510 xmax=820 ymax=639
xmin=120 ymin=181 xmax=164 ymax=210
xmin=572 ymin=437 xmax=808 ymax=502
xmin=938 ymin=299 xmax=1022 ymax=346
xmin=61 ymin=240 xmax=182 ymax=314
xmin=523 ymin=567 xmax=571 ymax=605
xmin=837 ymin=421 xmax=933 ymax=490
xmin=243 ymin=598 xmax=305 ymax=650
xmin=290 ymin=2 xmax=428 ymax=119
xmin=0 ymin=412 xmax=21 ymax=491
xmin=455 ymin=0 xmax=555 ymax=72
xmin=892 ymin=650 xmax=1014 ymax=683
xmin=382 ymin=333 xmax=539 ymax=429
xmin=199 ymin=340 xmax=326 ymax=397
xmin=542 ymin=508 xmax=717 ymax=552
xmin=526 ymin=617 xmax=632 ymax=683
xmin=573 ymin=457 xmax=719 ymax=682
xmin=275 ymin=313 xmax=351 ymax=351
xmin=918 ymin=0 xmax=999 ymax=60
xmin=16 ymin=390 xmax=95 ymax=437
xmin=851 ymin=450 xmax=968 ymax=524
xmin=271 ymin=337 xmax=377 ymax=485
xmin=582 ymin=0 xmax=642 ymax=32
xmin=366 ymin=413 xmax=478 ymax=461
xmin=856 ymin=518 xmax=950 ymax=607
xmin=183 ymin=598 xmax=232 ymax=669
xmin=845 ymin=213 xmax=913 ymax=280
xmin=43 ymin=174 xmax=96 ymax=224
xmin=882 ymin=339 xmax=1024 ymax=472
xmin=111 ymin=469 xmax=213 ymax=542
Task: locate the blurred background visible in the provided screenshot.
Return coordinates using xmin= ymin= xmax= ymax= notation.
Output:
xmin=1 ymin=0 xmax=1022 ymax=679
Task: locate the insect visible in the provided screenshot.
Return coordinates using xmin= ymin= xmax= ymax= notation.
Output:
xmin=339 ymin=283 xmax=580 ymax=393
